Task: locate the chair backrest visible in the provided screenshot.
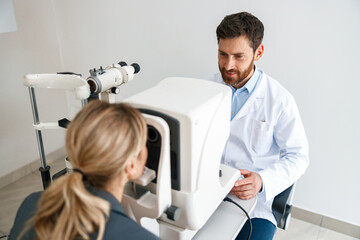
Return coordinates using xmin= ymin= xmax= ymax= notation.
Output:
xmin=272 ymin=183 xmax=295 ymax=230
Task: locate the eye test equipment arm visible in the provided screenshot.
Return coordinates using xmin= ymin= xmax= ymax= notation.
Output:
xmin=23 ymin=61 xmax=140 ymax=189
xmin=23 ymin=65 xmax=256 ymax=239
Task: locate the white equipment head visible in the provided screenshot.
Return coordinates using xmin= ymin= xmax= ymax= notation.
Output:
xmin=122 ymin=77 xmax=240 ymax=233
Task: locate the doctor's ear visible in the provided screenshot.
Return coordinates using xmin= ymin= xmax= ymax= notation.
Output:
xmin=254 ymin=44 xmax=264 ymax=61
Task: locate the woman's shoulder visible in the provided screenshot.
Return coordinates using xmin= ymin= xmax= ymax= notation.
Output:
xmin=8 ymin=192 xmax=42 ymax=240
xmin=88 ymin=188 xmax=159 ymax=239
xmin=103 ymin=210 xmax=159 ymax=239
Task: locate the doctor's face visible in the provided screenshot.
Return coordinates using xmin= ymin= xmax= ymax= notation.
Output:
xmin=218 ymin=35 xmax=263 ymax=89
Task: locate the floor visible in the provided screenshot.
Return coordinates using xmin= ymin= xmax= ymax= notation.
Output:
xmin=0 ymin=159 xmax=358 ymax=240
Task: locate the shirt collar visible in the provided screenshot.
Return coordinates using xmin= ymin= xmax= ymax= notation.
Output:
xmin=244 ymin=66 xmax=260 ymax=92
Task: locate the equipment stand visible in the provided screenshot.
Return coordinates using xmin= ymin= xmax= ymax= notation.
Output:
xmin=28 ymin=87 xmax=52 ymax=189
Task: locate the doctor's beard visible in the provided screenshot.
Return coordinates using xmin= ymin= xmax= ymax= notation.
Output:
xmin=219 ymin=57 xmax=255 ymax=89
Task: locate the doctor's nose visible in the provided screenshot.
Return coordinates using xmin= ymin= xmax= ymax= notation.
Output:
xmin=224 ymin=58 xmax=235 ymax=70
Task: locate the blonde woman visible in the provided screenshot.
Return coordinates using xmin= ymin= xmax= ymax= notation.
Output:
xmin=9 ymin=100 xmax=159 ymax=240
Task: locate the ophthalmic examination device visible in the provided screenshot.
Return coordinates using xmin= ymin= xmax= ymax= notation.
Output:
xmin=23 ymin=61 xmax=255 ymax=240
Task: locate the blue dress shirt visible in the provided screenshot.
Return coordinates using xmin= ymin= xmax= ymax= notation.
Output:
xmin=229 ymin=67 xmax=262 ymax=120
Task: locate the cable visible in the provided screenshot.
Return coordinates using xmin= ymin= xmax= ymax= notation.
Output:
xmin=223 ymin=196 xmax=252 ymax=240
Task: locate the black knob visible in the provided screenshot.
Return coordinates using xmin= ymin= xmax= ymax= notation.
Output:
xmin=118 ymin=61 xmax=127 ymax=67
xmin=111 ymin=87 xmax=120 ymax=94
xmin=165 ymin=205 xmax=180 ymax=221
xmin=131 ymin=63 xmax=140 ymax=74
xmin=58 ymin=118 xmax=71 ymax=128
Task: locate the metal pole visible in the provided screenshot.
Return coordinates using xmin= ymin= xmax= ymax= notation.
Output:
xmin=81 ymin=99 xmax=88 ymax=107
xmin=28 ymin=87 xmax=51 ymax=189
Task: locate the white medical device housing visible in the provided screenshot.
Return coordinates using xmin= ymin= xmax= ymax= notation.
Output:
xmin=122 ymin=77 xmax=240 ymax=232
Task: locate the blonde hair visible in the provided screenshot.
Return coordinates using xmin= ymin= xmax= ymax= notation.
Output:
xmin=32 ymin=100 xmax=147 ymax=240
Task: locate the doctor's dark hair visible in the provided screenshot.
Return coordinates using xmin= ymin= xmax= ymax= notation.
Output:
xmin=30 ymin=100 xmax=147 ymax=240
xmin=216 ymin=12 xmax=264 ymax=52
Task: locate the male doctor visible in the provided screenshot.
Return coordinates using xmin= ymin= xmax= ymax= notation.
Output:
xmin=207 ymin=12 xmax=309 ymax=239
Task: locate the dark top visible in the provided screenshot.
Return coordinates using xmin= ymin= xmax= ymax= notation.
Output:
xmin=8 ymin=187 xmax=159 ymax=240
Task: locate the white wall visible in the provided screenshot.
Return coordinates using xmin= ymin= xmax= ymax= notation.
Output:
xmin=0 ymin=0 xmax=67 ymax=178
xmin=1 ymin=0 xmax=359 ymax=226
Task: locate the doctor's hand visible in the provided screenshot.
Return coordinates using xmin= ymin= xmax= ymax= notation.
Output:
xmin=230 ymin=170 xmax=263 ymax=200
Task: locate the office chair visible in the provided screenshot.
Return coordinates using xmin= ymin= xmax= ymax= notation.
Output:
xmin=272 ymin=183 xmax=295 ymax=230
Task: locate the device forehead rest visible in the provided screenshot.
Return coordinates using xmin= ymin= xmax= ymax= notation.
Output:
xmin=23 ymin=73 xmax=90 ymax=100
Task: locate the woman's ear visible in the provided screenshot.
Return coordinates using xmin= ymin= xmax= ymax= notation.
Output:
xmin=125 ymin=159 xmax=137 ymax=179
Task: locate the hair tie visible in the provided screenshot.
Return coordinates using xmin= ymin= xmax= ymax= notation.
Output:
xmin=73 ymin=168 xmax=86 ymax=180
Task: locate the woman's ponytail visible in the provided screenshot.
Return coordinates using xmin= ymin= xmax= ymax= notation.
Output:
xmin=34 ymin=171 xmax=110 ymax=240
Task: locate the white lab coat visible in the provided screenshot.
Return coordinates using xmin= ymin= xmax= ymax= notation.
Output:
xmin=207 ymin=70 xmax=309 ymax=225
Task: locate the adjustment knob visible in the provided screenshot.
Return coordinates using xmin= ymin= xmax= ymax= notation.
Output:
xmin=131 ymin=63 xmax=140 ymax=74
xmin=111 ymin=87 xmax=120 ymax=94
xmin=165 ymin=205 xmax=180 ymax=221
xmin=118 ymin=61 xmax=127 ymax=67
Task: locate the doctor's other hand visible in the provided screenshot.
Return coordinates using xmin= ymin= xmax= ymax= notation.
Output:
xmin=230 ymin=169 xmax=263 ymax=200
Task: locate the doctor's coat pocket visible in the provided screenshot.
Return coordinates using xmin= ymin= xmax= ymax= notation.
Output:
xmin=250 ymin=119 xmax=274 ymax=154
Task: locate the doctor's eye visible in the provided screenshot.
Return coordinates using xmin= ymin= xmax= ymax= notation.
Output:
xmin=218 ymin=51 xmax=227 ymax=57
